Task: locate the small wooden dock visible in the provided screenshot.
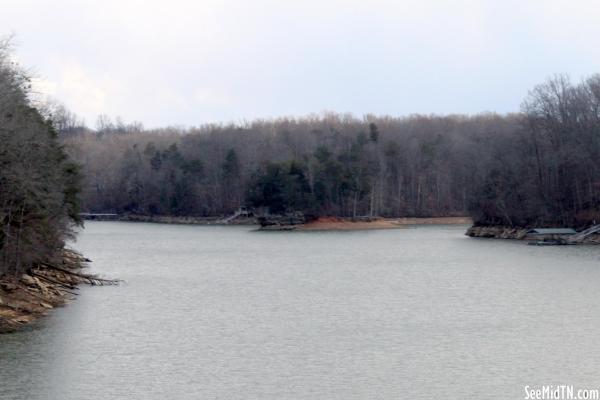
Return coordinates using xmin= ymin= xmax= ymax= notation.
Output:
xmin=526 ymin=225 xmax=600 ymax=245
xmin=79 ymin=213 xmax=119 ymax=221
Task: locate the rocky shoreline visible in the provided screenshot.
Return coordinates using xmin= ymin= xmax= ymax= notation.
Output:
xmin=84 ymin=213 xmax=258 ymax=225
xmin=260 ymin=216 xmax=473 ymax=231
xmin=466 ymin=226 xmax=529 ymax=239
xmin=466 ymin=225 xmax=600 ymax=243
xmin=84 ymin=213 xmax=475 ymax=230
xmin=0 ymin=250 xmax=116 ymax=334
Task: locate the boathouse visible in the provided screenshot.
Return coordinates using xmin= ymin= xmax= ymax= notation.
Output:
xmin=526 ymin=228 xmax=576 ymax=241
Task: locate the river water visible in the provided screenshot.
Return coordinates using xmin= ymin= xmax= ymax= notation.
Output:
xmin=2 ymin=222 xmax=600 ymax=399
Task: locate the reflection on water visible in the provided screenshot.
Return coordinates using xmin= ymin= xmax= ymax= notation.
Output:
xmin=1 ymin=222 xmax=600 ymax=399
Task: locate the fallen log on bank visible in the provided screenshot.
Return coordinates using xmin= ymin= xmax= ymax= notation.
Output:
xmin=0 ymin=249 xmax=118 ymax=333
xmin=566 ymin=224 xmax=600 ymax=244
xmin=38 ymin=263 xmax=120 ymax=286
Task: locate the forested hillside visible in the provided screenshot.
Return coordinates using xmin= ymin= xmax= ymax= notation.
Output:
xmin=471 ymin=75 xmax=600 ymax=227
xmin=61 ymin=74 xmax=600 ymax=229
xmin=0 ymin=41 xmax=81 ymax=276
xmin=63 ymin=114 xmax=514 ymax=218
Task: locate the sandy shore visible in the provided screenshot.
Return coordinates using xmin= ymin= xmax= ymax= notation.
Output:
xmin=297 ymin=216 xmax=472 ymax=231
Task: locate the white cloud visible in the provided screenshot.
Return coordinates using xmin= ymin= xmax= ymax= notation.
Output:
xmin=36 ymin=61 xmax=122 ymax=125
xmin=193 ymin=88 xmax=232 ymax=107
xmin=2 ymin=0 xmax=600 ymax=127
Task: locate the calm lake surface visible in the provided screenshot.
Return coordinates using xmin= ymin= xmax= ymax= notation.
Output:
xmin=2 ymin=222 xmax=600 ymax=399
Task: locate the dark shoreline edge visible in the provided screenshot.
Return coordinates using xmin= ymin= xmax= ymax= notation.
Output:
xmin=83 ymin=214 xmax=258 ymax=225
xmin=466 ymin=225 xmax=600 ymax=244
xmin=83 ymin=214 xmax=473 ymax=230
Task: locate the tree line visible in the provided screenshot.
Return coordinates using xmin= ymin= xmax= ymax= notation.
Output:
xmin=61 ymin=113 xmax=504 ymax=219
xmin=0 ymin=40 xmax=82 ymax=276
xmin=3 ymin=36 xmax=598 ymax=273
xmin=59 ymin=74 xmax=600 ymax=229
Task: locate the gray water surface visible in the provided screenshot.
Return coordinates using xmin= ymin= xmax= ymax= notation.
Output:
xmin=2 ymin=222 xmax=600 ymax=399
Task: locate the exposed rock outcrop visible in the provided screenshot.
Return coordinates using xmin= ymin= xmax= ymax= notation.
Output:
xmin=466 ymin=226 xmax=528 ymax=239
xmin=258 ymin=212 xmax=309 ymax=230
xmin=466 ymin=225 xmax=600 ymax=243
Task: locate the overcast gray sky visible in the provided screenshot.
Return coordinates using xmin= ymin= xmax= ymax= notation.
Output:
xmin=1 ymin=0 xmax=599 ymax=128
